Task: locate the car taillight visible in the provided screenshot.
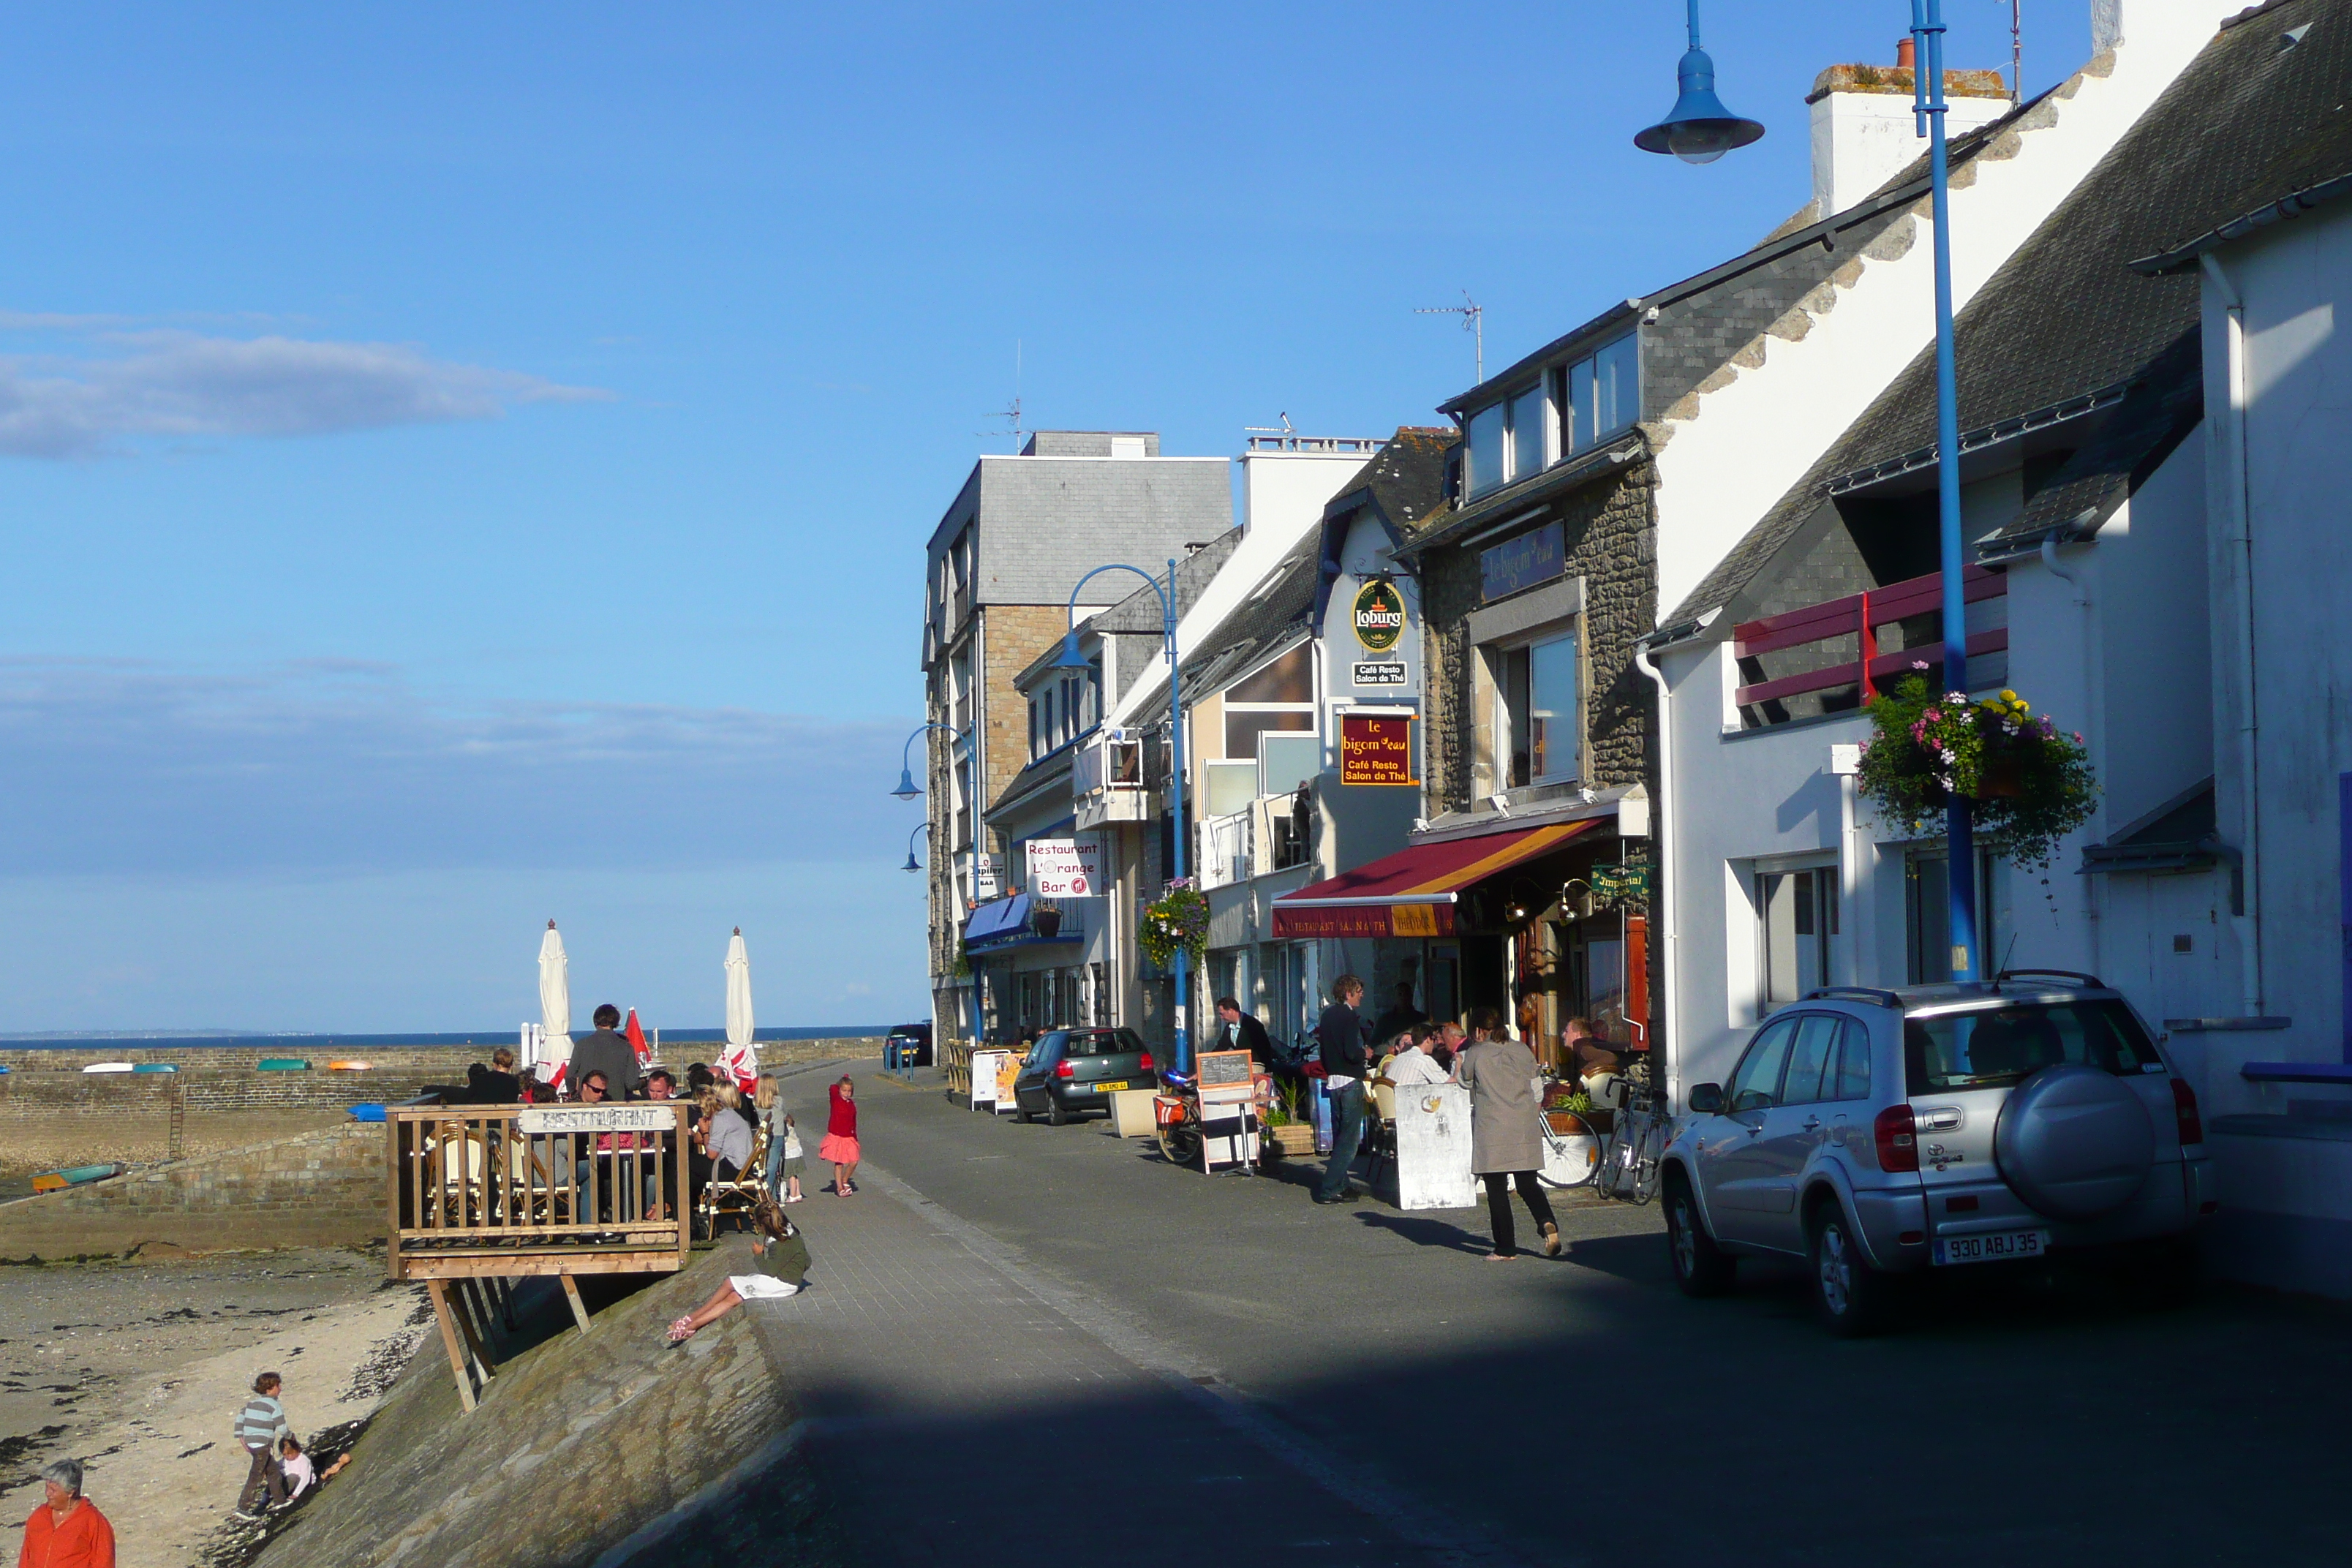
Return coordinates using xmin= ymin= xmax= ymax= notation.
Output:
xmin=1874 ymin=1104 xmax=1919 ymax=1173
xmin=2171 ymin=1077 xmax=2204 ymax=1145
xmin=1138 ymin=1053 xmax=1155 ymax=1072
xmin=1054 ymin=1060 xmax=1074 ymax=1079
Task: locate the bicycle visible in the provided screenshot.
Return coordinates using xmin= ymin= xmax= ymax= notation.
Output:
xmin=1594 ymin=1058 xmax=1670 ymax=1205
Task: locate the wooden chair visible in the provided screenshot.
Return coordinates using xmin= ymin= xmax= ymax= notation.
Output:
xmin=696 ymin=1123 xmax=769 ymax=1239
xmin=501 ymin=1135 xmax=570 ymax=1226
xmin=435 ymin=1126 xmax=489 ymax=1227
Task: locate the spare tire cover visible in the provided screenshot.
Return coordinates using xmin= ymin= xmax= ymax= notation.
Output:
xmin=1994 ymin=1063 xmax=2157 ymax=1220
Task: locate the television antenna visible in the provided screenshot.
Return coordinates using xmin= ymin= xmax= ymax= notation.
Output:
xmin=979 ymin=339 xmax=1024 ymax=451
xmin=2003 ymin=0 xmax=2022 ymax=103
xmin=1417 ymin=292 xmax=1484 ymax=384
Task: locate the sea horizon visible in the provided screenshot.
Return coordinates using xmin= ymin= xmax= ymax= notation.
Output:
xmin=0 ymin=1025 xmax=897 ymax=1049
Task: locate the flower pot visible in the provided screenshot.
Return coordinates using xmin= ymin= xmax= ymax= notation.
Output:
xmin=1265 ymin=1123 xmax=1317 ymax=1158
xmin=1978 ymin=758 xmax=2024 ymax=799
xmin=1031 ymin=908 xmax=1063 ymax=939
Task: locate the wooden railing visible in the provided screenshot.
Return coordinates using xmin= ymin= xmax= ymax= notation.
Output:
xmin=1733 ymin=565 xmax=2007 ymax=714
xmin=385 ymin=1104 xmax=690 ymax=1282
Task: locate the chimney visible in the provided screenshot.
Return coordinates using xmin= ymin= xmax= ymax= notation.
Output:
xmin=1808 ymin=48 xmax=2012 ymax=220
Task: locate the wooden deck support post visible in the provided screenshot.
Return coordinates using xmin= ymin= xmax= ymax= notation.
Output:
xmin=560 ymin=1272 xmax=593 ymax=1335
xmin=425 ymin=1281 xmax=478 ymax=1414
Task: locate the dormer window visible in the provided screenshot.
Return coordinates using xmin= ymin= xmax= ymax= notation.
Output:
xmin=1461 ymin=330 xmax=1639 ymax=501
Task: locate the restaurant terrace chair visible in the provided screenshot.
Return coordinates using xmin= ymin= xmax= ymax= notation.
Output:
xmin=696 ymin=1123 xmax=769 ymax=1240
xmin=501 ymin=1134 xmax=570 ymax=1227
xmin=1366 ymin=1077 xmax=1401 ymax=1193
xmin=435 ymin=1125 xmax=489 ymax=1229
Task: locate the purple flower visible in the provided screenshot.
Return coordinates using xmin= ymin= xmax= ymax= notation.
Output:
xmin=1911 ymin=660 xmax=1930 ymax=671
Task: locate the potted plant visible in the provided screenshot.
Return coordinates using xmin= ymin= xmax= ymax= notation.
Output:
xmin=1137 ymin=881 xmax=1208 ymax=970
xmin=1854 ymin=671 xmax=2097 ymax=870
xmin=1263 ymin=1080 xmax=1317 ymax=1158
xmin=1030 ymin=899 xmax=1063 ymax=940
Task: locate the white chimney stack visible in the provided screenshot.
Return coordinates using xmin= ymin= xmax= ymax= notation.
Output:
xmin=1808 ymin=46 xmax=2012 ymax=220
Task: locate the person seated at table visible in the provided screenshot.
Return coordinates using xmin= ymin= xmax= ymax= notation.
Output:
xmin=1565 ymin=1017 xmax=1624 ymax=1107
xmin=1384 ymin=1022 xmax=1452 ymax=1088
xmin=480 ymin=1048 xmax=523 ymax=1104
xmin=1428 ymin=1020 xmax=1466 ymax=1074
xmin=685 ymin=1063 xmax=717 ymax=1095
xmin=570 ymin=1072 xmax=647 ymax=1219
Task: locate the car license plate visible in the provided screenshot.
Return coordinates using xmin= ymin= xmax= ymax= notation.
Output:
xmin=1933 ymin=1228 xmax=2050 ymax=1267
xmin=1094 ymin=1079 xmax=1128 ymax=1093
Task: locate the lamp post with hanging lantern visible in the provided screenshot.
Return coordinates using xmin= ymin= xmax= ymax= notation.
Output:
xmin=1051 ymin=559 xmax=1191 ymax=1074
xmin=1639 ymin=0 xmax=1978 ymax=981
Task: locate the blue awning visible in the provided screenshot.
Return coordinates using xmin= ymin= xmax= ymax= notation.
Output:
xmin=963 ymin=894 xmax=1030 ymax=944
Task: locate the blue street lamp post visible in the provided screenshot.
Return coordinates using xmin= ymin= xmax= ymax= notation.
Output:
xmin=902 ymin=821 xmax=930 ymax=873
xmin=1640 ymin=0 xmax=1978 ymax=981
xmin=1052 ymin=559 xmax=1191 ymax=1074
xmin=892 ymin=721 xmax=986 ymax=1041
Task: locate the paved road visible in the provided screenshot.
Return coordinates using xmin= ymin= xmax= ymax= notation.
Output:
xmin=769 ymin=1064 xmax=2350 ymax=1567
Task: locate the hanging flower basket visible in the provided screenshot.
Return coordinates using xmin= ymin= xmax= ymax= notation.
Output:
xmin=1138 ymin=882 xmax=1208 ymax=970
xmin=1854 ymin=671 xmax=2097 ymax=870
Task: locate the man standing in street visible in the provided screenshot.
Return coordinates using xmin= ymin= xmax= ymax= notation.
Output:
xmin=1212 ymin=996 xmax=1273 ymax=1066
xmin=19 ymin=1460 xmax=113 ymax=1568
xmin=1313 ymin=975 xmax=1368 ymax=1206
xmin=569 ymin=1004 xmax=644 ymax=1100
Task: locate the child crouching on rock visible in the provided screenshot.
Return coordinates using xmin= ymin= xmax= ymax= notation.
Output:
xmin=666 ymin=1194 xmax=810 ymax=1345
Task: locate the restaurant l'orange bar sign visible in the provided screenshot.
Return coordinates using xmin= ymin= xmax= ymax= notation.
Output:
xmin=1340 ymin=712 xmax=1416 ymax=786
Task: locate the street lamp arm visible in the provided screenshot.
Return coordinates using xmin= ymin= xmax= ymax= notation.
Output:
xmin=1062 ymin=563 xmax=1171 ymax=630
xmin=899 ymin=720 xmax=965 ymax=777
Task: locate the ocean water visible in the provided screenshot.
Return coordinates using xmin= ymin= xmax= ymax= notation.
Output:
xmin=0 ymin=1026 xmax=894 ymax=1050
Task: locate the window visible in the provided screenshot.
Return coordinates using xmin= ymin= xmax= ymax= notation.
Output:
xmin=1028 ymin=698 xmax=1040 ymax=759
xmin=1041 ymin=689 xmax=1055 ymax=757
xmin=1833 ymin=1019 xmax=1873 ymax=1101
xmin=1467 ymin=384 xmax=1551 ymax=498
xmin=1758 ymin=866 xmax=1839 ymax=1007
xmin=1221 ymin=644 xmax=1316 ymax=770
xmin=1904 ymin=849 xmax=1997 ymax=984
xmin=1904 ymin=1000 xmax=2164 ymax=1094
xmin=1779 ymin=1014 xmax=1843 ymax=1106
xmin=1725 ymin=1018 xmax=1797 ymax=1112
xmin=1564 ymin=331 xmax=1639 ymax=456
xmin=1499 ymin=631 xmax=1580 ymax=786
xmin=1467 ymin=402 xmax=1506 ymax=499
xmin=1508 ymin=382 xmax=1549 ymax=482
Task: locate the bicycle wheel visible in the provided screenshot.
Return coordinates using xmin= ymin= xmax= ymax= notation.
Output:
xmin=1157 ymin=1121 xmax=1202 ymax=1169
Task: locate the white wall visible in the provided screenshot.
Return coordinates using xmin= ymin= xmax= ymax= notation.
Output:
xmin=2209 ymin=204 xmax=2352 ymax=1079
xmin=1651 ymin=5 xmax=2241 ymax=618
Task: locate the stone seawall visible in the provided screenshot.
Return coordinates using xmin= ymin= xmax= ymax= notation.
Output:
xmin=0 ymin=1039 xmax=881 ymax=1122
xmin=0 ymin=1123 xmax=385 ymax=1259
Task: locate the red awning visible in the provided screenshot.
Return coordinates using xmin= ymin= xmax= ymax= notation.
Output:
xmin=1268 ymin=819 xmax=1603 ymax=938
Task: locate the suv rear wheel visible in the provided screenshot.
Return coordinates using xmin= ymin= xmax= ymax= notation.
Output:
xmin=1809 ymin=1200 xmax=1896 ymax=1338
xmin=1663 ymin=1171 xmax=1735 ymax=1297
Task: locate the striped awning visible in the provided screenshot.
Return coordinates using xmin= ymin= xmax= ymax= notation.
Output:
xmin=1268 ymin=819 xmax=1602 ymax=938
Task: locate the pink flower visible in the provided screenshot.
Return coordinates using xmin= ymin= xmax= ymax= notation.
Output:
xmin=2072 ymin=731 xmax=2083 ymax=745
xmin=1910 ymin=660 xmax=1930 ymax=671
xmin=1923 ymin=707 xmax=1942 ymax=723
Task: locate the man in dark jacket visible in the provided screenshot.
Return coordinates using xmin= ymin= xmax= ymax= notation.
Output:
xmin=1212 ymin=997 xmax=1274 ymax=1066
xmin=568 ymin=1004 xmax=644 ymax=1100
xmin=1313 ymin=975 xmax=1368 ymax=1205
xmin=1369 ymin=982 xmax=1428 ymax=1054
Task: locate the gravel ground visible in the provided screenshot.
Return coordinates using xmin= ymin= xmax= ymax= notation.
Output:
xmin=0 ymin=1248 xmax=427 ymax=1568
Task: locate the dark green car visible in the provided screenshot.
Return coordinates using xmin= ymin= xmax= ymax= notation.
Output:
xmin=1012 ymin=1028 xmax=1156 ymax=1125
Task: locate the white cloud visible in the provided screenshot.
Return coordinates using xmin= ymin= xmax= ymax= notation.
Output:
xmin=0 ymin=320 xmax=609 ymax=458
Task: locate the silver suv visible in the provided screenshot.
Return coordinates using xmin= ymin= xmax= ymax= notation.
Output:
xmin=1660 ymin=972 xmax=2215 ymax=1335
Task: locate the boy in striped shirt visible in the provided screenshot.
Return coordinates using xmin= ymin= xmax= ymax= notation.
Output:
xmin=231 ymin=1373 xmax=290 ymax=1520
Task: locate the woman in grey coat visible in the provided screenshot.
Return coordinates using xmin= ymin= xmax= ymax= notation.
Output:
xmin=1454 ymin=1007 xmax=1561 ymax=1260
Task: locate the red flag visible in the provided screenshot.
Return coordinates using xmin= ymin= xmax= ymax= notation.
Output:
xmin=625 ymin=1008 xmax=650 ymax=1063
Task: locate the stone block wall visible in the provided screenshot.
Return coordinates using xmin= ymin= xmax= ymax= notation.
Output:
xmin=0 ymin=1039 xmax=880 ymax=1124
xmin=0 ymin=1123 xmax=387 ymax=1259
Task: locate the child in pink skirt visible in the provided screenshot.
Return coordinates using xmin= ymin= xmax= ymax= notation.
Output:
xmin=821 ymin=1076 xmax=861 ymax=1195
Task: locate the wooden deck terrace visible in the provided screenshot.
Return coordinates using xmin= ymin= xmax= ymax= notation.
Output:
xmin=385 ymin=1102 xmax=693 ymax=1411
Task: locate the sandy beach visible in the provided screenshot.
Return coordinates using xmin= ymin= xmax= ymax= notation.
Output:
xmin=0 ymin=1247 xmax=426 ymax=1568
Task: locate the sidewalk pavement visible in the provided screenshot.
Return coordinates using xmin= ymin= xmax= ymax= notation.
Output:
xmin=738 ymin=1160 xmax=1550 ymax=1568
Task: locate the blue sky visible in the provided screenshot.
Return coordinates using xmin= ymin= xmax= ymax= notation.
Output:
xmin=0 ymin=2 xmax=2088 ymax=1033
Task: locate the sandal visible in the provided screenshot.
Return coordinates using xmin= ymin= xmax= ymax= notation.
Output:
xmin=1485 ymin=1252 xmax=1517 ymax=1262
xmin=666 ymin=1315 xmax=696 ymax=1344
xmin=1542 ymin=1224 xmax=1563 ymax=1258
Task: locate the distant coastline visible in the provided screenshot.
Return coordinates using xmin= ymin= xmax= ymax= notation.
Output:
xmin=0 ymin=1025 xmax=894 ymax=1049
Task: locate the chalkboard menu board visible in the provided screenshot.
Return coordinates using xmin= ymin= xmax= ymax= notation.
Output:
xmin=1196 ymin=1049 xmax=1256 ymax=1104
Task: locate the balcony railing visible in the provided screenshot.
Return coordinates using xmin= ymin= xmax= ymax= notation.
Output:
xmin=1733 ymin=565 xmax=2008 ymax=727
xmin=1199 ymin=808 xmax=1254 ymax=891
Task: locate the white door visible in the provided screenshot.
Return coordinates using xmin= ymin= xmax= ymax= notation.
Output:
xmin=2099 ymin=869 xmax=2229 ymax=1090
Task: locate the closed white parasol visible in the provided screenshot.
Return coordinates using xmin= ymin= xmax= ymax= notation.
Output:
xmin=719 ymin=927 xmax=758 ymax=1090
xmin=539 ymin=920 xmax=573 ymax=1082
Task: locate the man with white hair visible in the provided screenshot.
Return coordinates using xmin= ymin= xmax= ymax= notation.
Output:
xmin=18 ymin=1458 xmax=114 ymax=1568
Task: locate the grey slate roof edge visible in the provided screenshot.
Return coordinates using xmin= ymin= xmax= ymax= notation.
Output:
xmin=1392 ymin=434 xmax=1647 ymax=559
xmin=2129 ymin=166 xmax=2352 ymax=273
xmin=1088 ymin=529 xmax=1243 ymax=635
xmin=1433 ymin=105 xmax=2035 ymax=419
xmin=1976 ymin=328 xmax=2205 ymax=562
xmin=1657 ymin=10 xmax=2331 ymax=631
xmin=984 ymin=745 xmax=1077 ymax=821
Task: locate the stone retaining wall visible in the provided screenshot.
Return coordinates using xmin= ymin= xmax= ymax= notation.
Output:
xmin=0 ymin=1123 xmax=387 ymax=1259
xmin=0 ymin=1039 xmax=880 ymax=1121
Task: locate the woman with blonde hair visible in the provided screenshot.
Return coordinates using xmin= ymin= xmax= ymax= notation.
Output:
xmin=753 ymin=1075 xmax=806 ymax=1203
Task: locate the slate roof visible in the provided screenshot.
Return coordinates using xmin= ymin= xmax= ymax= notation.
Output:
xmin=1127 ymin=533 xmax=1320 ymax=727
xmin=1661 ymin=0 xmax=2352 ymax=632
xmin=924 ymin=451 xmax=1232 ymax=607
xmin=1319 ymin=427 xmax=1452 ymax=535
